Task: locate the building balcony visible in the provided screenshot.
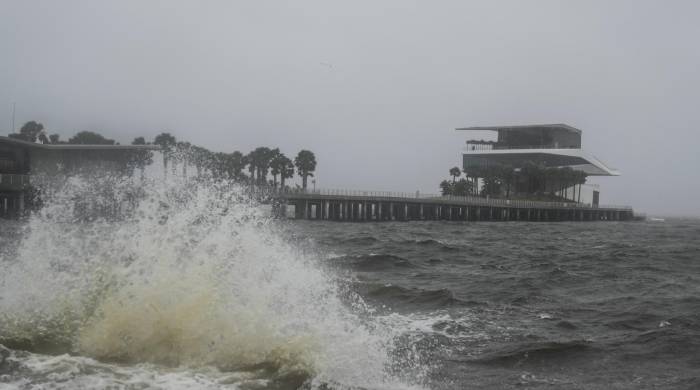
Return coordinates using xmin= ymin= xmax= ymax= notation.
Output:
xmin=465 ymin=140 xmax=581 ymax=152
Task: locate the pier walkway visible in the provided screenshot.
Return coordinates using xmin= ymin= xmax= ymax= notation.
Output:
xmin=271 ymin=188 xmax=634 ymax=222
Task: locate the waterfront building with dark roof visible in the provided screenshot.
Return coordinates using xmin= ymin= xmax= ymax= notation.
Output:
xmin=0 ymin=136 xmax=158 ymax=216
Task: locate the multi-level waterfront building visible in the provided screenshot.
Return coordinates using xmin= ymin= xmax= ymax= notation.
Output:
xmin=457 ymin=124 xmax=619 ymax=205
xmin=0 ymin=135 xmax=157 ymax=216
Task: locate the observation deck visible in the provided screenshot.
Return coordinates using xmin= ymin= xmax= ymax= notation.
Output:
xmin=457 ymin=124 xmax=620 ymax=176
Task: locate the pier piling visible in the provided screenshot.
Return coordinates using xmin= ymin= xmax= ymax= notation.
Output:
xmin=275 ymin=189 xmax=634 ymax=223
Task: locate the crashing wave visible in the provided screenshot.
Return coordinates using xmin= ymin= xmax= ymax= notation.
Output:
xmin=0 ymin=174 xmax=427 ymax=389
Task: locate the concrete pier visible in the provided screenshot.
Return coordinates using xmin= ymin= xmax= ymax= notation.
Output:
xmin=273 ymin=189 xmax=634 ymax=222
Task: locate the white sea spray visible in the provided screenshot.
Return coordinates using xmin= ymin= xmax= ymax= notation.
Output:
xmin=0 ymin=174 xmax=427 ymax=389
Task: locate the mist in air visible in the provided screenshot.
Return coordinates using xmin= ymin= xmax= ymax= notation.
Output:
xmin=1 ymin=1 xmax=699 ymax=215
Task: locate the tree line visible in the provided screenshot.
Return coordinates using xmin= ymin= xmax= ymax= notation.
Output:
xmin=7 ymin=121 xmax=117 ymax=145
xmin=440 ymin=162 xmax=588 ymax=202
xmin=7 ymin=121 xmax=317 ymax=189
xmin=148 ymin=132 xmax=317 ymax=189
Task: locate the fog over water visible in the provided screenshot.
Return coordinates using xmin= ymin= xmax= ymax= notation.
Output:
xmin=1 ymin=1 xmax=699 ymax=216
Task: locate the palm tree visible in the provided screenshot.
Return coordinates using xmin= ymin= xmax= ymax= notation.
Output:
xmin=210 ymin=152 xmax=227 ymax=179
xmin=38 ymin=131 xmax=49 ymax=144
xmin=560 ymin=167 xmax=575 ymax=200
xmin=153 ymin=132 xmax=177 ymax=177
xmin=189 ymin=145 xmax=209 ymax=176
xmin=575 ymin=171 xmax=588 ymax=203
xmin=519 ymin=162 xmax=535 ymax=194
xmin=280 ymin=158 xmax=294 ymax=189
xmin=68 ymin=131 xmax=115 ymax=145
xmin=439 ymin=180 xmax=452 ymax=196
xmin=255 ymin=147 xmax=275 ymax=185
xmin=244 ymin=147 xmax=275 ymax=185
xmin=480 ymin=166 xmax=502 ymax=197
xmin=535 ymin=163 xmax=547 ymax=194
xmin=500 ymin=165 xmax=515 ymax=198
xmin=463 ymin=166 xmax=481 ymax=195
xmin=542 ymin=167 xmax=558 ymax=195
xmin=130 ymin=137 xmax=153 ymax=178
xmin=469 ymin=165 xmax=488 ymax=196
xmin=8 ymin=121 xmax=44 ymax=142
xmin=176 ymin=141 xmax=192 ymax=176
xmin=228 ymin=151 xmax=245 ymax=180
xmin=294 ymin=150 xmax=317 ymax=190
xmin=449 ymin=167 xmax=461 ymax=183
xmin=453 ymin=178 xmax=472 ymax=196
xmin=243 ymin=152 xmax=255 ymax=183
xmin=270 ymin=151 xmax=290 ymax=188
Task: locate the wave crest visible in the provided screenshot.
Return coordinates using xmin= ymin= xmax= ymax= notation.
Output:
xmin=0 ymin=175 xmax=426 ymax=388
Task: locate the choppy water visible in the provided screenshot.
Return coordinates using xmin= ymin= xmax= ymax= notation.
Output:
xmin=1 ymin=177 xmax=699 ymax=389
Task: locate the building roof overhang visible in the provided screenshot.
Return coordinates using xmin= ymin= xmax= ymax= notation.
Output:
xmin=462 ymin=148 xmax=620 ymax=176
xmin=456 ymin=123 xmax=582 ymax=135
xmin=0 ymin=136 xmax=160 ymax=151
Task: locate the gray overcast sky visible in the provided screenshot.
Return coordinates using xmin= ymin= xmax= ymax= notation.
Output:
xmin=1 ymin=1 xmax=699 ymax=216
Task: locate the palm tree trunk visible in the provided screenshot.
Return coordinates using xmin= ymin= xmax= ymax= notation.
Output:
xmin=578 ymin=184 xmax=582 ymax=203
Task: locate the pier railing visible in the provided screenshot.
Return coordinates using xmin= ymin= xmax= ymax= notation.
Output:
xmin=268 ymin=187 xmax=632 ymax=211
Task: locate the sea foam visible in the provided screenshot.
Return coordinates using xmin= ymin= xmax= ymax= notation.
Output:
xmin=0 ymin=174 xmax=425 ymax=389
